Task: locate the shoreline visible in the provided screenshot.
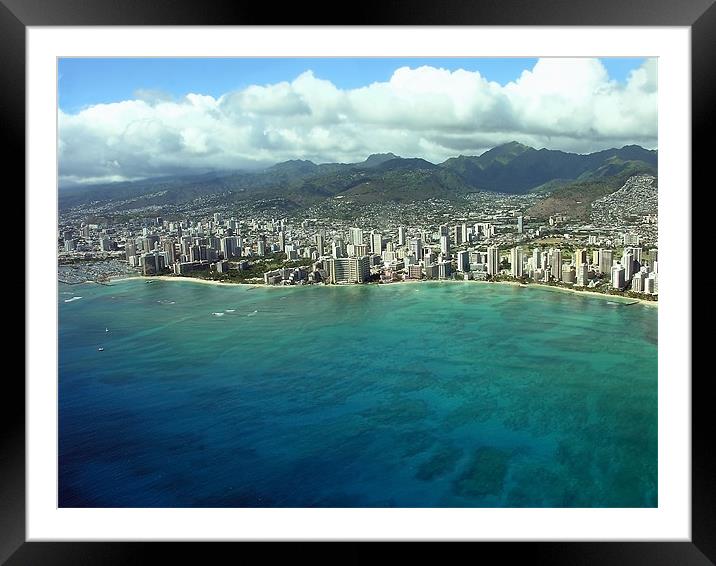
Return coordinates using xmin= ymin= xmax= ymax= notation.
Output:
xmin=105 ymin=274 xmax=657 ymax=307
xmin=110 ymin=274 xmax=266 ymax=288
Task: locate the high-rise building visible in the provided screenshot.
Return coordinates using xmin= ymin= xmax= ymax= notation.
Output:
xmin=409 ymin=238 xmax=422 ymax=260
xmin=316 ymin=232 xmax=325 ymax=255
xmin=371 ymin=232 xmax=383 ymax=255
xmin=163 ymin=240 xmax=176 ymax=264
xmin=611 ymin=264 xmax=626 ymax=289
xmin=573 ymin=248 xmax=587 ymax=266
xmin=632 ymin=270 xmax=647 ymax=293
xmin=140 ymin=252 xmax=166 ymax=275
xmin=562 ymin=267 xmax=576 ymax=284
xmin=622 ymin=251 xmax=635 ymax=280
xmin=125 ymin=241 xmax=137 ymax=259
xmin=332 ymin=238 xmax=345 ymax=258
xmin=424 ymin=263 xmax=439 ymax=280
xmin=576 ymin=263 xmax=588 ymax=286
xmin=532 ymin=247 xmax=542 ymax=269
xmin=407 ymin=264 xmax=423 ymax=279
xmin=349 ymin=227 xmax=363 ymax=246
xmin=325 ymin=256 xmax=370 ymax=284
xmin=440 ymin=235 xmax=451 ymax=258
xmin=144 ymin=234 xmax=160 ymax=252
xmin=599 ymin=249 xmax=614 ymax=275
xmin=220 ymin=237 xmax=237 ymax=259
xmin=457 ymin=250 xmax=470 ymax=272
xmin=453 ymin=225 xmax=462 ymax=246
xmin=625 ymin=246 xmax=643 ymax=264
xmin=438 ymin=261 xmax=452 ymax=280
xmin=540 ymin=251 xmax=549 ymax=272
xmin=348 ymin=243 xmax=369 ymax=257
xmin=382 ymin=250 xmax=398 ymax=264
xmin=551 ymin=248 xmax=562 ymax=281
xmin=487 ymin=246 xmax=500 ymax=276
xmin=510 ymin=246 xmax=523 ymax=277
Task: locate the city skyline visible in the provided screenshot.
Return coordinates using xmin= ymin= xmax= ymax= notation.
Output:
xmin=58 ymin=173 xmax=658 ymax=301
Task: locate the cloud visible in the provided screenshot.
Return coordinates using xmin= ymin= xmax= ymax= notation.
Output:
xmin=59 ymin=59 xmax=657 ymax=184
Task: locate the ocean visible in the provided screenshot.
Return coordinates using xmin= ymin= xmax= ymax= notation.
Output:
xmin=58 ymin=279 xmax=658 ymax=507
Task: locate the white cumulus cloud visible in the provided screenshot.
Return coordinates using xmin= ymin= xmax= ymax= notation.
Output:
xmin=58 ymin=58 xmax=657 ymax=185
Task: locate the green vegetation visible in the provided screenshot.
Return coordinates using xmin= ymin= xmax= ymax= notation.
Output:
xmin=153 ymin=252 xmax=314 ymax=284
xmin=60 ymin=143 xmax=658 ymax=212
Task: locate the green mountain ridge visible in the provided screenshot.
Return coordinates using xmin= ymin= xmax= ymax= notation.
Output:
xmin=59 ymin=142 xmax=658 ymax=211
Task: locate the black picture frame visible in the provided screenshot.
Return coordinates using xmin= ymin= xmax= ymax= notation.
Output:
xmin=5 ymin=1 xmax=711 ymax=563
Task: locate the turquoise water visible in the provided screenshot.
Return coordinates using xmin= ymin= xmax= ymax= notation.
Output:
xmin=59 ymin=279 xmax=657 ymax=507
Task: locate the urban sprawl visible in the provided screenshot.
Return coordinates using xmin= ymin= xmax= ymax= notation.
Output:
xmin=58 ymin=190 xmax=658 ymax=299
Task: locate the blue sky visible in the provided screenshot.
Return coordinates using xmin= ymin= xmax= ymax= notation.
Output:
xmin=58 ymin=57 xmax=657 ymax=184
xmin=58 ymin=57 xmax=648 ymax=113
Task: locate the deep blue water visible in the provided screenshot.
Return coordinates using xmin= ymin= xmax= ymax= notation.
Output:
xmin=59 ymin=279 xmax=657 ymax=507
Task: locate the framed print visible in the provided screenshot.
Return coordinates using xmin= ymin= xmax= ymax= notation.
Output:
xmin=6 ymin=0 xmax=712 ymax=564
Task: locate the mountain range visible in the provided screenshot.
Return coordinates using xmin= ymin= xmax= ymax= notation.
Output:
xmin=59 ymin=142 xmax=658 ymax=217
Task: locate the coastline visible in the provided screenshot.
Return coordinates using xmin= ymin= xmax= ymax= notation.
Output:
xmin=104 ymin=273 xmax=657 ymax=307
xmin=109 ymin=274 xmax=266 ymax=288
xmin=511 ymin=281 xmax=658 ymax=307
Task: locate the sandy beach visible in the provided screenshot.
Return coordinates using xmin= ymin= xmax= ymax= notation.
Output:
xmin=110 ymin=274 xmax=266 ymax=288
xmin=406 ymin=278 xmax=658 ymax=307
xmin=510 ymin=281 xmax=659 ymax=307
xmin=106 ymin=273 xmax=657 ymax=306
